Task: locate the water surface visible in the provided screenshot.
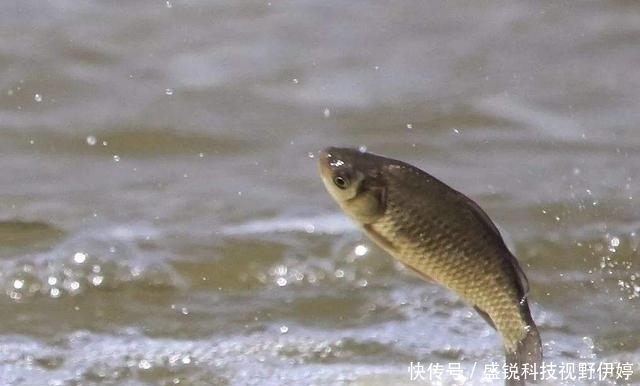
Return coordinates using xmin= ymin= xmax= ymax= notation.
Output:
xmin=1 ymin=1 xmax=639 ymax=385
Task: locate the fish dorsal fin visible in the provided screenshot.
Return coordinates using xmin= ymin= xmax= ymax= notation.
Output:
xmin=456 ymin=191 xmax=502 ymax=240
xmin=457 ymin=191 xmax=530 ymax=299
xmin=511 ymin=255 xmax=530 ymax=302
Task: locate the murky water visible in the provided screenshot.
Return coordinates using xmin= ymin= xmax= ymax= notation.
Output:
xmin=1 ymin=1 xmax=639 ymax=385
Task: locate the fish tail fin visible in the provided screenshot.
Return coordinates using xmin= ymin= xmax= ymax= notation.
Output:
xmin=518 ymin=322 xmax=542 ymax=370
xmin=505 ymin=318 xmax=542 ymax=385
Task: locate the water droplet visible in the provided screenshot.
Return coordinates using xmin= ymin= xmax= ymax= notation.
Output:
xmin=50 ymin=288 xmax=61 ymax=298
xmin=138 ymin=359 xmax=152 ymax=370
xmin=304 ymin=223 xmax=315 ymax=233
xmin=334 ymin=269 xmax=344 ymax=278
xmin=73 ymin=252 xmax=87 ymax=264
xmin=406 ymin=123 xmax=413 ymax=129
xmin=273 ymin=265 xmax=288 ymax=276
xmin=610 ymin=237 xmax=620 ymax=247
xmin=307 ymin=152 xmax=315 ymax=159
xmin=198 ymin=152 xmax=204 ymax=158
xmin=13 ymin=279 xmax=24 ymax=290
xmin=165 ymin=0 xmax=172 ymax=8
xmin=280 ymin=325 xmax=289 ymax=333
xmin=48 ymin=277 xmax=58 ymax=286
xmin=165 ymin=88 xmax=173 ymax=96
xmin=354 ymin=244 xmax=368 ymax=256
xmin=453 ymin=128 xmax=460 ymax=134
xmin=102 ymin=140 xmax=108 ymax=146
xmin=358 ymin=145 xmax=367 ymax=153
xmin=91 ymin=275 xmax=104 ymax=286
xmin=86 ymin=136 xmax=97 ymax=146
xmin=582 ymin=336 xmax=594 ymax=349
xmin=113 ymin=155 xmax=120 ymax=162
xmin=276 ymin=277 xmax=287 ymax=286
xmin=292 ymin=78 xmax=299 ymax=84
xmin=34 ymin=93 xmax=42 ymax=102
xmin=323 ymin=108 xmax=331 ymax=118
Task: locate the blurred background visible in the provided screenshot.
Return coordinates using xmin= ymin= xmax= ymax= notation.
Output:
xmin=1 ymin=1 xmax=639 ymax=385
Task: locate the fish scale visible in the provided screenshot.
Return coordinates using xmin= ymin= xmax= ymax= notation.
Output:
xmin=383 ymin=167 xmax=527 ymax=337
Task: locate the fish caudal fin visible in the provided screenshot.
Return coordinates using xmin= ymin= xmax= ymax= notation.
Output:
xmin=504 ymin=321 xmax=542 ymax=385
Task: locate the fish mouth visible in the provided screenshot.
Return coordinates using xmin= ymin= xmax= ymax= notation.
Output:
xmin=318 ymin=146 xmax=359 ymax=182
xmin=318 ymin=148 xmax=330 ymax=163
xmin=317 ymin=148 xmax=333 ymax=179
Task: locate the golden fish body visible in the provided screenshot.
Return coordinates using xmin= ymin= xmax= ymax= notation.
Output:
xmin=318 ymin=147 xmax=541 ymax=385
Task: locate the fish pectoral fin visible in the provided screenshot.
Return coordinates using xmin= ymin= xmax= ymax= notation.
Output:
xmin=362 ymin=224 xmax=397 ymax=254
xmin=400 ymin=262 xmax=436 ymax=284
xmin=473 ymin=305 xmax=497 ymax=331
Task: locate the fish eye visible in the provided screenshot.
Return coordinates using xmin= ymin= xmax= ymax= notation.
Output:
xmin=333 ymin=175 xmax=350 ymax=190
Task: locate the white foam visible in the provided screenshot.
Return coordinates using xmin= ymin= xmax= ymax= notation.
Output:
xmin=221 ymin=213 xmax=356 ymax=236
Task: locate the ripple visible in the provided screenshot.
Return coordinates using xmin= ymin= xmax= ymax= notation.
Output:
xmin=0 ymin=220 xmax=65 ymax=256
xmin=1 ymin=129 xmax=253 ymax=157
xmin=0 ymin=222 xmax=181 ymax=301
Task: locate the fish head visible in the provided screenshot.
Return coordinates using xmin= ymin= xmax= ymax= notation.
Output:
xmin=318 ymin=147 xmax=387 ymax=224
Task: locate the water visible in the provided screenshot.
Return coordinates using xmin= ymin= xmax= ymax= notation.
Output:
xmin=1 ymin=1 xmax=639 ymax=385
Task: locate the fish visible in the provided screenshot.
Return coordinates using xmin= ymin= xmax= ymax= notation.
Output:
xmin=318 ymin=146 xmax=542 ymax=385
